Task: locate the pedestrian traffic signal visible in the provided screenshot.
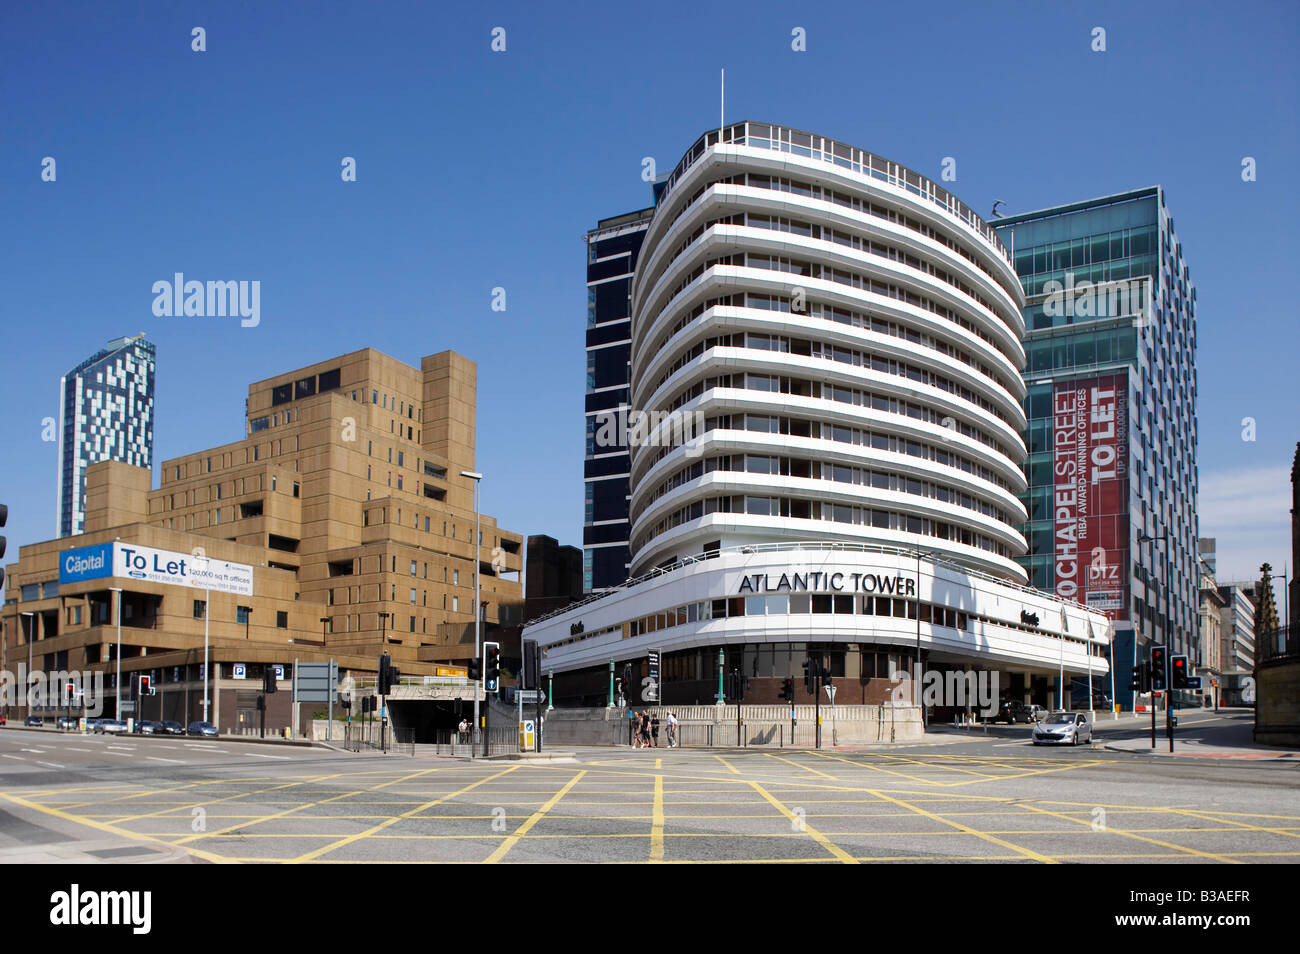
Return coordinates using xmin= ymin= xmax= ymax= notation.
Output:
xmin=1149 ymin=646 xmax=1167 ymax=691
xmin=1170 ymin=655 xmax=1189 ymax=689
xmin=781 ymin=678 xmax=794 ymax=703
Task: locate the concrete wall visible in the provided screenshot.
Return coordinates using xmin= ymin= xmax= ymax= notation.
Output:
xmin=1255 ymin=657 xmax=1300 ymax=745
xmin=539 ymin=704 xmax=923 ymax=747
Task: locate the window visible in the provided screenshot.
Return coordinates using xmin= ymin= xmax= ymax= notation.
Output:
xmin=452 ymin=596 xmax=459 ymax=613
xmin=276 ymin=611 xmax=288 ymax=629
xmin=236 ymin=606 xmax=251 ymax=624
xmin=410 ymin=560 xmax=417 ymax=576
xmin=194 ymin=600 xmax=206 ymax=619
xmin=409 ymin=616 xmax=416 ymax=633
xmin=292 ymin=481 xmax=299 ymax=498
xmin=410 ymin=588 xmax=417 ymax=604
xmin=454 ymin=570 xmax=460 ymax=586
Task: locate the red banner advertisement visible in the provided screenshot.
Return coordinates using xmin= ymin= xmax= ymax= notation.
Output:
xmin=1052 ymin=373 xmax=1129 ymax=621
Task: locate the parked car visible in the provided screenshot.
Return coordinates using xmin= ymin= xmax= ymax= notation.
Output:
xmin=157 ymin=721 xmax=184 ymax=735
xmin=94 ymin=719 xmax=129 ymax=734
xmin=1027 ymin=705 xmax=1049 ymax=722
xmin=55 ymin=716 xmax=78 ymax=729
xmin=0 ymin=713 xmax=7 ymax=725
xmin=994 ymin=700 xmax=1035 ymax=724
xmin=24 ymin=715 xmax=43 ymax=727
xmin=134 ymin=720 xmax=157 ymax=734
xmin=187 ymin=721 xmax=218 ymax=738
xmin=1032 ymin=711 xmax=1093 ymax=745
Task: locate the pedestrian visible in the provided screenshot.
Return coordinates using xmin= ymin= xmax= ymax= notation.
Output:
xmin=457 ymin=718 xmax=467 ymax=744
xmin=631 ymin=710 xmax=640 ymax=748
xmin=666 ymin=711 xmax=678 ymax=747
xmin=640 ymin=710 xmax=651 ymax=748
xmin=651 ymin=712 xmax=660 ymax=747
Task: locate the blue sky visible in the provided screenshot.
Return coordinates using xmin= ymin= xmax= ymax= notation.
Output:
xmin=1 ymin=0 xmax=1296 ymax=589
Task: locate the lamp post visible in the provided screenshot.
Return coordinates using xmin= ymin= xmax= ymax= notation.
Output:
xmin=109 ymin=587 xmax=122 ymax=719
xmin=547 ymin=668 xmax=553 ymax=711
xmin=1138 ymin=528 xmax=1173 ymax=750
xmin=20 ymin=611 xmax=34 ymax=714
xmin=244 ymin=607 xmax=252 ymax=641
xmin=319 ymin=616 xmax=328 ymax=645
xmin=461 ymin=471 xmax=483 ymax=742
xmin=190 ymin=556 xmax=212 ymax=724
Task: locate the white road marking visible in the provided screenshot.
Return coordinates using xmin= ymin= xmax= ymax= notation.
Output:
xmin=147 ymin=756 xmax=184 ymax=764
xmin=67 ymin=747 xmax=92 ymax=752
xmin=0 ymin=754 xmax=25 ymax=761
xmin=245 ymin=753 xmax=290 ymax=760
xmin=36 ymin=761 xmax=64 ymax=769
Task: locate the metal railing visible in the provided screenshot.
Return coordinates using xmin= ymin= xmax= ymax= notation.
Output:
xmin=343 ymin=722 xmax=415 ymax=756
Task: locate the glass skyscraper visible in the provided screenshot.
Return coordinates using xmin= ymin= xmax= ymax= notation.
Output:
xmin=994 ymin=188 xmax=1198 ymax=703
xmin=57 ymin=334 xmax=156 ymax=537
xmin=584 ymin=207 xmax=653 ymax=592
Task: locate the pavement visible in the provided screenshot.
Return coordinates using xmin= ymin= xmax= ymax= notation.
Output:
xmin=1 ymin=711 xmax=1296 ymax=863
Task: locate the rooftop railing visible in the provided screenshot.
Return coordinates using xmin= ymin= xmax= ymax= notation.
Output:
xmin=655 ymin=122 xmax=1013 ymax=267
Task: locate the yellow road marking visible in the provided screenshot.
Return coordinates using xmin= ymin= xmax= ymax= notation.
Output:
xmin=764 ymin=753 xmax=838 ymax=779
xmin=0 ymin=791 xmax=234 ymax=865
xmin=1168 ymin=807 xmax=1300 ymax=840
xmin=650 ymin=774 xmax=665 ymax=862
xmin=746 ymin=780 xmax=858 ymax=864
xmin=714 ymin=755 xmax=741 ymax=775
xmin=485 ymin=770 xmax=587 ymax=864
xmin=291 ymin=766 xmax=520 ymax=863
xmin=1018 ymin=803 xmax=1241 ymax=864
xmin=175 ymin=763 xmax=453 ymax=847
xmin=863 ymin=788 xmax=1058 ymax=863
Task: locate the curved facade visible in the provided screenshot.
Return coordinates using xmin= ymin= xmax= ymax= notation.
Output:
xmin=628 ymin=122 xmax=1029 ymax=582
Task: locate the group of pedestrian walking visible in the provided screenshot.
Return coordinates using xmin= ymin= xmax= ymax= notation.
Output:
xmin=632 ymin=710 xmax=678 ymax=748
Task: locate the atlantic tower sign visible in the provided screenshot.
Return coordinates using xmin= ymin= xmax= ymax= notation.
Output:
xmin=736 ymin=570 xmax=917 ymax=597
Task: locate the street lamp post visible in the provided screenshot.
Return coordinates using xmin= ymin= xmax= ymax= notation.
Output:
xmin=1138 ymin=528 xmax=1173 ymax=752
xmin=460 ymin=471 xmax=483 ymax=743
xmin=20 ymin=611 xmax=34 ymax=715
xmin=109 ymin=587 xmax=122 ymax=719
xmin=319 ymin=616 xmax=328 ymax=645
xmin=191 ymin=557 xmax=212 ymax=723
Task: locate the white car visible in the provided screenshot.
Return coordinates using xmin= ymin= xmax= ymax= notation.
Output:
xmin=1032 ymin=711 xmax=1093 ymax=745
xmin=93 ymin=719 xmax=129 ymax=734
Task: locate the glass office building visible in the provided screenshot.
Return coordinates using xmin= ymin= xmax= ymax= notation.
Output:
xmin=994 ymin=188 xmax=1199 ymax=704
xmin=584 ymin=208 xmax=654 ymax=592
xmin=57 ymin=334 xmax=156 ymax=537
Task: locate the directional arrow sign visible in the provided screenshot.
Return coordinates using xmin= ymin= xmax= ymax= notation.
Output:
xmin=516 ymin=690 xmax=544 ymax=703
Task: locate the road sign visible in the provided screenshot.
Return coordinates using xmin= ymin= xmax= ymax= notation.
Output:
xmin=515 ymin=689 xmax=543 ymax=703
xmin=232 ymin=664 xmax=247 ymax=679
xmin=296 ymin=661 xmax=337 ymax=704
xmin=1185 ymin=676 xmax=1202 ymax=689
xmin=119 ymin=700 xmax=135 ymax=713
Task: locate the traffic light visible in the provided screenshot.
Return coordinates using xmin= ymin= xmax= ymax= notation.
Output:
xmin=341 ymin=696 xmax=352 ymax=710
xmin=523 ymin=640 xmax=540 ymax=690
xmin=0 ymin=503 xmax=7 ymax=591
xmin=378 ymin=654 xmax=396 ymax=694
xmin=802 ymin=659 xmax=814 ymax=695
xmin=1129 ymin=663 xmax=1149 ymax=693
xmin=1149 ymin=646 xmax=1167 ymax=691
xmin=485 ymin=644 xmax=501 ymax=682
xmin=782 ymin=678 xmax=794 ymax=702
xmin=468 ymin=657 xmax=482 ymax=680
xmin=139 ymin=675 xmax=152 ymax=696
xmin=66 ymin=682 xmax=75 ymax=704
xmin=1170 ymin=655 xmax=1189 ymax=689
xmin=820 ymin=657 xmax=832 ymax=688
xmin=263 ymin=666 xmax=277 ymax=694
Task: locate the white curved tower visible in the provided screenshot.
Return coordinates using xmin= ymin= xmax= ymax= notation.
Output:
xmin=628 ymin=123 xmax=1029 ymax=581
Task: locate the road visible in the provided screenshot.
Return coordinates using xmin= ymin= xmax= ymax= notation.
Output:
xmin=1 ymin=713 xmax=1296 ymax=864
